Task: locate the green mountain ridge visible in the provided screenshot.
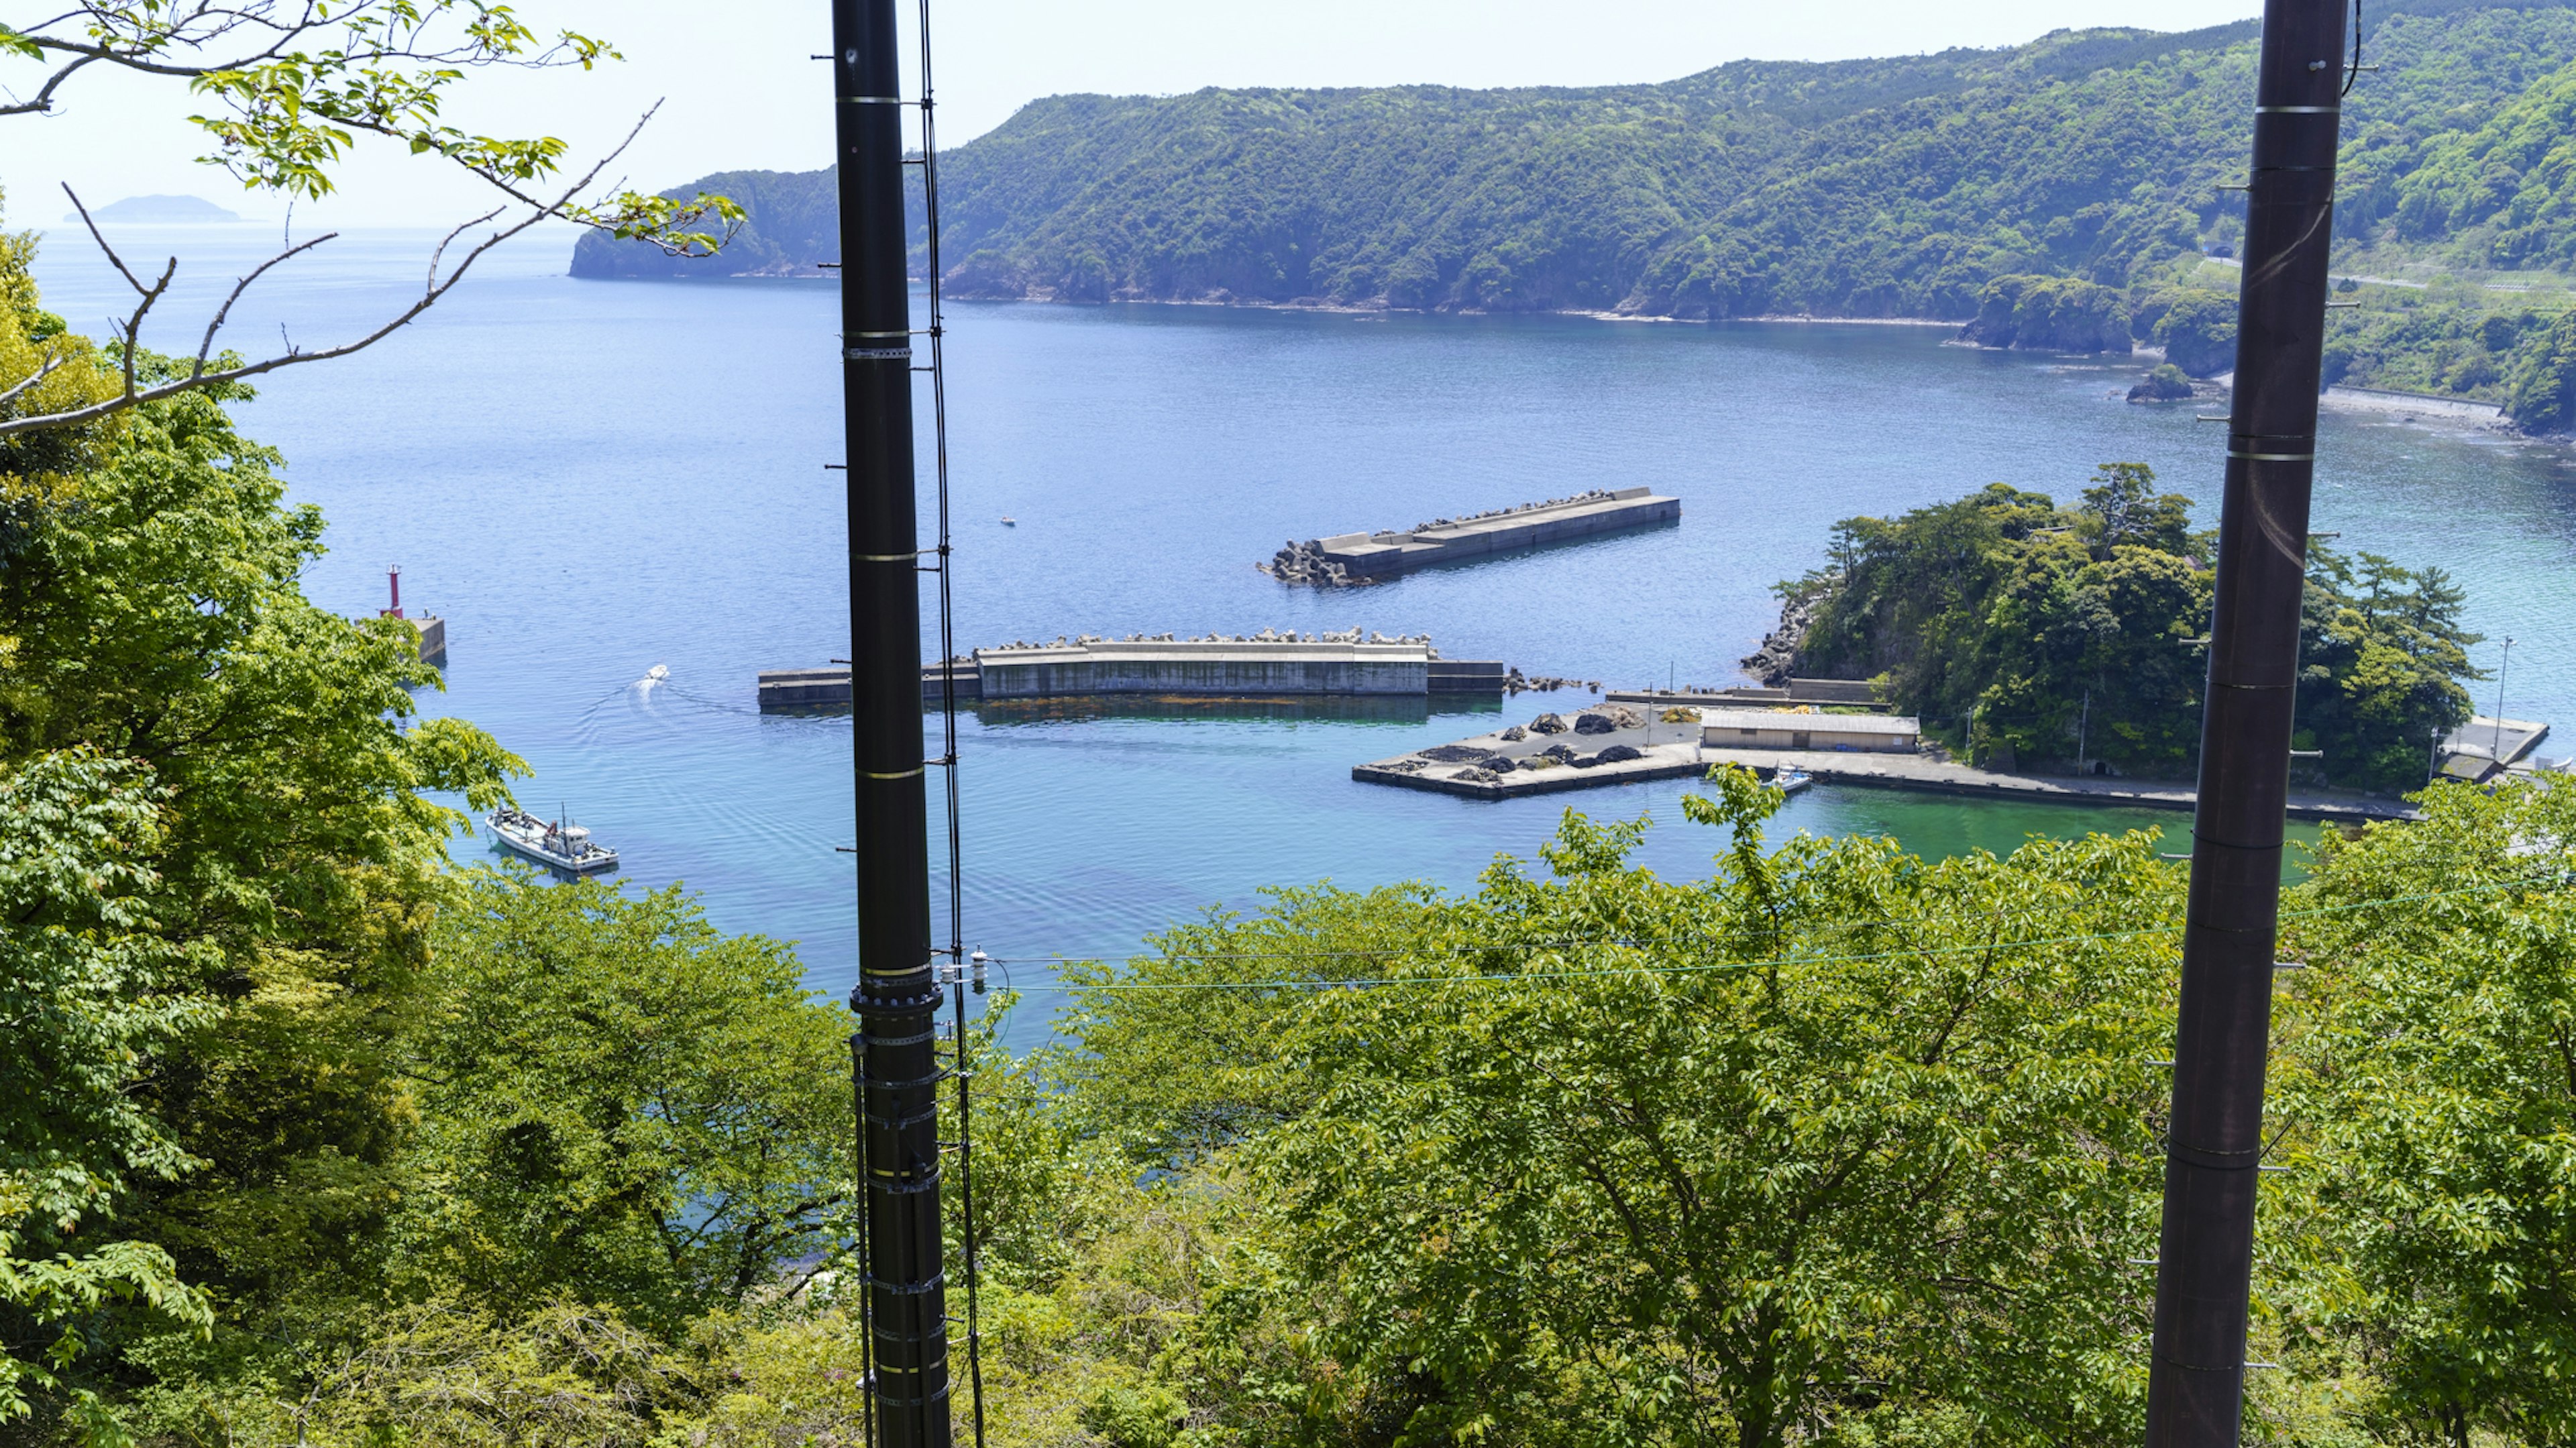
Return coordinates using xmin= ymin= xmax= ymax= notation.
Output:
xmin=572 ymin=1 xmax=2576 ymax=426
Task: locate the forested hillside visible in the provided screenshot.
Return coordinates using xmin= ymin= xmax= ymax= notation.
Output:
xmin=578 ymin=1 xmax=2576 ymax=315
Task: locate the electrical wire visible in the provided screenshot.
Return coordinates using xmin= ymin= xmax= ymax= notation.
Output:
xmin=912 ymin=5 xmax=985 ymax=1443
xmin=967 ymin=870 xmax=2572 ymax=991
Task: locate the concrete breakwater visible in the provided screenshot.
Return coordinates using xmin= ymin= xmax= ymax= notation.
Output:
xmin=1263 ymin=486 xmax=1681 ymax=585
xmin=759 ymin=631 xmax=1506 ymax=711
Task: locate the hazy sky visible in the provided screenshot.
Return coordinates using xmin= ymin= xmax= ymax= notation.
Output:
xmin=6 ymin=0 xmax=2262 ymax=229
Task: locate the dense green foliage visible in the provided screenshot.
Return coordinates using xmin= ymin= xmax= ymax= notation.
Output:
xmin=1790 ymin=464 xmax=2481 ymax=790
xmin=400 ymin=876 xmax=850 ymax=1331
xmin=965 ymin=774 xmax=2576 ymax=1448
xmin=15 ymin=174 xmax=2576 ymax=1448
xmin=2385 ymin=39 xmax=2576 ymax=268
xmin=2271 ymin=784 xmax=2576 ymax=1444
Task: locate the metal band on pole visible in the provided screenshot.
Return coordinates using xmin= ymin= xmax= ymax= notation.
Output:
xmin=2145 ymin=2 xmax=2347 ymax=1443
xmin=830 ymin=0 xmax=953 ymax=1443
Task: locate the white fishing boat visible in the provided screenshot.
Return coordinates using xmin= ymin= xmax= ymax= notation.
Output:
xmin=487 ymin=807 xmax=620 ymax=874
xmin=1774 ymin=768 xmax=1815 ymax=796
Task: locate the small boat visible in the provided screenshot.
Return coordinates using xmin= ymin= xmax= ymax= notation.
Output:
xmin=488 ymin=807 xmax=621 ymax=874
xmin=1773 ymin=768 xmax=1814 ymax=796
xmin=1000 ymin=515 xmax=1017 ymax=527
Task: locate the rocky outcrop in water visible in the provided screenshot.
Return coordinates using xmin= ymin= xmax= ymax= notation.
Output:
xmin=1260 ymin=539 xmax=1371 ymax=586
xmin=2127 ymin=363 xmax=2196 ymax=402
xmin=1509 ymin=670 xmax=1591 ymax=694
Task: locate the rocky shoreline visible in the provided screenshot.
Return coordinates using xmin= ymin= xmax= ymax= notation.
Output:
xmin=1739 ymin=580 xmax=1830 ymax=687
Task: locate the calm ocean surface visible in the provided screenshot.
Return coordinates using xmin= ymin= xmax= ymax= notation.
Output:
xmin=34 ymin=224 xmax=2576 ymax=1031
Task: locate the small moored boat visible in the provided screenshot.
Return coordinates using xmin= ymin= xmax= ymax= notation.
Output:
xmin=488 ymin=807 xmax=620 ymax=874
xmin=1773 ymin=768 xmax=1814 ymax=796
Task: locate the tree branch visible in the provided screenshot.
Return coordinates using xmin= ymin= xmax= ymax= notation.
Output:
xmin=11 ymin=1 xmax=584 ymax=85
xmin=192 ymin=227 xmax=338 ymax=381
xmin=0 ymin=50 xmax=103 ymax=117
xmin=0 ymin=349 xmax=68 ymax=409
xmin=6 ymin=120 xmax=650 ymax=438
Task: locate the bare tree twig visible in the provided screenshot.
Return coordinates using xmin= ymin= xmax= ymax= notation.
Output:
xmin=9 ymin=0 xmax=578 ymax=87
xmin=2 ymin=113 xmax=656 ymax=438
xmin=60 ymin=186 xmax=176 ymax=403
xmin=114 ymin=257 xmax=178 ymax=401
xmin=193 ymin=229 xmax=337 ymax=380
xmin=0 ymin=349 xmax=68 ymax=409
xmin=63 ymin=184 xmax=152 ymax=296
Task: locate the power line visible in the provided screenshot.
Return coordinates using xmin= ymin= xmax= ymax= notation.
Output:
xmin=973 ymin=871 xmax=2568 ymax=992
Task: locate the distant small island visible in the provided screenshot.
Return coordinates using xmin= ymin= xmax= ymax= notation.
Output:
xmin=67 ymin=195 xmax=245 ymax=223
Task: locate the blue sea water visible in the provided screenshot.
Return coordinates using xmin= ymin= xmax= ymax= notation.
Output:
xmin=32 ymin=224 xmax=2576 ymax=1029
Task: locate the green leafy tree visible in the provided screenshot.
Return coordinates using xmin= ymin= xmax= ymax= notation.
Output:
xmin=1057 ymin=777 xmax=2181 ymax=1446
xmin=2508 ymin=308 xmax=2576 ymax=433
xmin=394 ymin=874 xmax=852 ymax=1332
xmin=0 ymin=221 xmax=525 ymax=1431
xmin=2296 ymin=546 xmax=2483 ymax=792
xmin=2151 ymin=289 xmax=2239 ymax=376
xmin=2273 ymin=776 xmax=2576 ymax=1445
xmin=0 ymin=752 xmax=215 ymax=1437
xmin=1962 ymin=274 xmax=2134 ymax=352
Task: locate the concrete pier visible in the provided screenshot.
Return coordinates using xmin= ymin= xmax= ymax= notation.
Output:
xmin=2437 ymin=715 xmax=2555 ymax=782
xmin=759 ymin=635 xmax=1507 ymax=711
xmin=1289 ymin=487 xmax=1680 ymax=580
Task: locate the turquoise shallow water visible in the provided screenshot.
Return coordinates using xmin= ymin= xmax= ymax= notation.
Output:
xmin=32 ymin=225 xmax=2574 ymax=1030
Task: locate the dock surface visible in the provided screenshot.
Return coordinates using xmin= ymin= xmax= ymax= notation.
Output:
xmin=1356 ymin=711 xmax=2420 ymax=822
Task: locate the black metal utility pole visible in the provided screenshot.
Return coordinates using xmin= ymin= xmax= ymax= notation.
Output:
xmin=2147 ymin=1 xmax=2347 ymax=1443
xmin=831 ymin=0 xmax=951 ymax=1441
